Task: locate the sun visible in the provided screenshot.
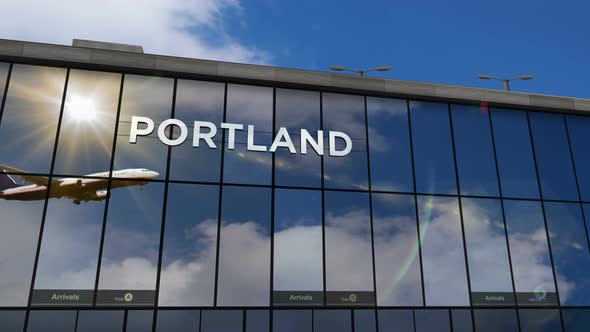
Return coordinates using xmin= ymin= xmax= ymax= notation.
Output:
xmin=66 ymin=95 xmax=98 ymax=122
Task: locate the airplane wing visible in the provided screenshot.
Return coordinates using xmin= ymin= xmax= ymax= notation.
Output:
xmin=0 ymin=165 xmax=61 ymax=187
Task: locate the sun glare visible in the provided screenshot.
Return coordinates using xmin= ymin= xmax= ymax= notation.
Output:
xmin=66 ymin=96 xmax=98 ymax=122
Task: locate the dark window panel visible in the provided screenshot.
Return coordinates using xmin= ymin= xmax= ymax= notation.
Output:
xmin=563 ymin=309 xmax=590 ymax=332
xmin=565 ymin=115 xmax=590 ymax=201
xmin=217 ymin=186 xmax=271 ymax=306
xmin=418 ymin=196 xmax=469 ymax=306
xmin=53 ymin=69 xmax=120 ymax=176
xmin=415 ymin=309 xmax=451 ymax=332
xmin=76 ymin=310 xmax=124 ymax=331
xmin=169 ymin=80 xmax=225 ymax=182
xmin=273 ymin=310 xmax=312 ymax=332
xmin=545 ymin=202 xmax=590 ymax=306
xmin=27 ymin=310 xmax=77 ymax=332
xmin=529 ymin=112 xmax=578 ymax=201
xmin=451 ymin=309 xmax=473 ymax=332
xmin=246 ymin=310 xmax=269 ymax=332
xmin=354 ymin=310 xmax=376 ymax=332
xmin=126 ymin=310 xmax=153 ymax=332
xmin=0 ymin=65 xmax=66 ymax=173
xmin=159 ymin=183 xmax=218 ymax=306
xmin=377 ymin=310 xmax=414 ymax=332
xmin=313 ymin=310 xmax=351 ymax=332
xmin=201 ymin=310 xmax=242 ymax=332
xmin=373 ymin=193 xmax=422 ymax=306
xmin=155 ymin=310 xmax=200 ymax=332
xmin=462 ymin=198 xmax=514 ymax=305
xmin=0 ymin=310 xmax=25 ymax=332
xmin=223 ymin=84 xmax=272 ymax=185
xmin=504 ymin=200 xmax=557 ymax=305
xmin=519 ymin=309 xmax=562 ymax=332
xmin=491 ymin=108 xmax=539 ymax=199
xmin=275 ymin=88 xmax=322 ymax=188
xmin=323 ymin=93 xmax=368 ymax=190
xmin=451 ymin=104 xmax=499 ymax=196
xmin=367 ymin=97 xmax=413 ymax=193
xmin=0 ymin=62 xmax=8 ymax=95
xmin=473 ymin=309 xmax=518 ymax=332
xmin=410 ymin=101 xmax=457 ymax=195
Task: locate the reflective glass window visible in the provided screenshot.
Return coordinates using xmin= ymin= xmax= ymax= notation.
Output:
xmin=246 ymin=310 xmax=269 ymax=332
xmin=377 ymin=310 xmax=414 ymax=332
xmin=529 ymin=112 xmax=578 ymax=201
xmin=169 ymin=80 xmax=224 ymax=182
xmin=372 ymin=193 xmax=422 ymax=306
xmin=324 ymin=191 xmax=374 ymax=305
xmin=451 ymin=105 xmax=498 ymax=196
xmin=415 ymin=309 xmax=451 ymax=332
xmin=473 ymin=309 xmax=518 ymax=332
xmin=159 ymin=183 xmax=218 ymax=306
xmin=273 ymin=310 xmax=312 ymax=332
xmin=544 ymin=202 xmax=590 ymax=306
xmin=33 ymin=178 xmax=106 ymax=306
xmin=273 ymin=189 xmax=323 ymax=306
xmin=462 ymin=198 xmax=514 ymax=305
xmin=201 ymin=310 xmax=242 ymax=332
xmin=0 ymin=310 xmax=25 ymax=332
xmin=0 ymin=175 xmax=44 ymax=306
xmin=76 ymin=310 xmax=124 ymax=331
xmin=275 ymin=89 xmax=321 ymax=188
xmin=418 ymin=196 xmax=469 ymax=306
xmin=126 ymin=310 xmax=153 ymax=332
xmin=519 ymin=309 xmax=562 ymax=332
xmin=0 ymin=65 xmax=66 ymax=173
xmin=27 ymin=310 xmax=77 ymax=332
xmin=53 ymin=70 xmax=120 ymax=176
xmin=410 ymin=101 xmax=457 ymax=195
xmin=155 ymin=310 xmax=200 ymax=332
xmin=223 ymin=84 xmax=273 ymax=185
xmin=217 ymin=186 xmax=271 ymax=306
xmin=97 ymin=181 xmax=165 ymax=306
xmin=0 ymin=62 xmax=8 ymax=94
xmin=562 ymin=309 xmax=590 ymax=332
xmin=113 ymin=75 xmax=173 ymax=180
xmin=313 ymin=310 xmax=351 ymax=332
xmin=490 ymin=109 xmax=539 ymax=199
xmin=323 ymin=93 xmax=368 ymax=190
xmin=367 ymin=97 xmax=413 ymax=193
xmin=451 ymin=310 xmax=473 ymax=332
xmin=354 ymin=310 xmax=376 ymax=332
xmin=504 ymin=200 xmax=557 ymax=305
xmin=565 ymin=115 xmax=590 ymax=201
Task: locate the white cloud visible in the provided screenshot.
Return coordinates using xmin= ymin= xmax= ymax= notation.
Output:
xmin=0 ymin=0 xmax=270 ymax=64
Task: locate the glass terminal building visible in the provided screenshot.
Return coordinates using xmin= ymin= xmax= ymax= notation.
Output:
xmin=1 ymin=39 xmax=590 ymax=331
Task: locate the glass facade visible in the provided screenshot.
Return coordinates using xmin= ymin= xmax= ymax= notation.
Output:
xmin=1 ymin=61 xmax=590 ymax=330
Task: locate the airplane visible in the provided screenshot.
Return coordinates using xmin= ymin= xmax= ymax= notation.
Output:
xmin=0 ymin=166 xmax=159 ymax=205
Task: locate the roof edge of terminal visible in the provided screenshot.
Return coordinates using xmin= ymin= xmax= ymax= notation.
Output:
xmin=72 ymin=39 xmax=143 ymax=54
xmin=0 ymin=38 xmax=588 ymax=114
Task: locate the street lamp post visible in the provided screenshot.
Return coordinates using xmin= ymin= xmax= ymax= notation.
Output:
xmin=477 ymin=74 xmax=534 ymax=91
xmin=329 ymin=65 xmax=391 ymax=76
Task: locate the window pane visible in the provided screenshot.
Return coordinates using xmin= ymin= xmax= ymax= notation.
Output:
xmin=0 ymin=62 xmax=8 ymax=94
xmin=415 ymin=310 xmax=451 ymax=332
xmin=462 ymin=198 xmax=514 ymax=305
xmin=377 ymin=310 xmax=414 ymax=332
xmin=159 ymin=183 xmax=218 ymax=306
xmin=0 ymin=311 xmax=25 ymax=332
xmin=565 ymin=115 xmax=590 ymax=201
xmin=169 ymin=80 xmax=224 ymax=182
xmin=273 ymin=310 xmax=311 ymax=332
xmin=529 ymin=112 xmax=578 ymax=201
xmin=314 ymin=310 xmax=351 ymax=332
xmin=32 ymin=178 xmax=106 ymax=306
xmin=451 ymin=310 xmax=473 ymax=332
xmin=491 ymin=109 xmax=539 ymax=199
xmin=97 ymin=181 xmax=165 ymax=306
xmin=367 ymin=97 xmax=413 ymax=193
xmin=373 ymin=193 xmax=422 ymax=306
xmin=223 ymin=84 xmax=272 ymax=185
xmin=519 ymin=309 xmax=562 ymax=332
xmin=473 ymin=309 xmax=518 ymax=332
xmin=451 ymin=105 xmax=498 ymax=196
xmin=27 ymin=310 xmax=77 ymax=332
xmin=126 ymin=310 xmax=153 ymax=332
xmin=246 ymin=310 xmax=269 ymax=332
xmin=354 ymin=310 xmax=376 ymax=332
xmin=217 ymin=186 xmax=271 ymax=306
xmin=155 ymin=310 xmax=200 ymax=332
xmin=53 ymin=70 xmax=120 ymax=176
xmin=0 ymin=65 xmax=66 ymax=173
xmin=76 ymin=310 xmax=124 ymax=331
xmin=410 ymin=101 xmax=457 ymax=195
xmin=201 ymin=310 xmax=242 ymax=332
xmin=0 ymin=176 xmax=44 ymax=306
xmin=563 ymin=309 xmax=590 ymax=332
xmin=275 ymin=89 xmax=321 ymax=188
xmin=113 ymin=75 xmax=173 ymax=180
xmin=418 ymin=196 xmax=469 ymax=306
xmin=323 ymin=93 xmax=368 ymax=190
xmin=545 ymin=202 xmax=590 ymax=306
xmin=324 ymin=191 xmax=374 ymax=305
xmin=273 ymin=189 xmax=323 ymax=306
xmin=504 ymin=200 xmax=557 ymax=305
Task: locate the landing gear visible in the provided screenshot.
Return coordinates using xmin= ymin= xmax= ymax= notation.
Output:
xmin=73 ymin=200 xmax=81 ymax=205
xmin=138 ymin=186 xmax=144 ymax=191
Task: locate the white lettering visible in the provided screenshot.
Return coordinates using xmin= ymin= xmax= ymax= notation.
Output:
xmin=193 ymin=121 xmax=217 ymax=148
xmin=269 ymin=127 xmax=296 ymax=153
xmin=301 ymin=129 xmax=324 ymax=156
xmin=220 ymin=123 xmax=243 ymax=150
xmin=329 ymin=131 xmax=352 ymax=157
xmin=129 ymin=116 xmax=154 ymax=143
xmin=158 ymin=119 xmax=188 ymax=147
xmin=247 ymin=125 xmax=267 ymax=152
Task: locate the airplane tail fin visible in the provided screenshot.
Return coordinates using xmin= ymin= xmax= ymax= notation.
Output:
xmin=0 ymin=170 xmax=19 ymax=191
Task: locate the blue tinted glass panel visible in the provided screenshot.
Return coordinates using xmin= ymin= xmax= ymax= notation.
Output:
xmin=451 ymin=105 xmax=498 ymax=196
xmin=0 ymin=310 xmax=25 ymax=332
xmin=126 ymin=310 xmax=153 ymax=332
xmin=491 ymin=109 xmax=539 ymax=199
xmin=354 ymin=310 xmax=376 ymax=332
xmin=529 ymin=112 xmax=578 ymax=201
xmin=27 ymin=310 xmax=77 ymax=332
xmin=273 ymin=310 xmax=312 ymax=332
xmin=367 ymin=97 xmax=413 ymax=192
xmin=415 ymin=309 xmax=451 ymax=332
xmin=246 ymin=310 xmax=269 ymax=332
xmin=314 ymin=310 xmax=351 ymax=332
xmin=519 ymin=309 xmax=562 ymax=332
xmin=565 ymin=115 xmax=590 ymax=201
xmin=76 ymin=310 xmax=124 ymax=331
xmin=451 ymin=310 xmax=473 ymax=332
xmin=410 ymin=101 xmax=457 ymax=195
xmin=473 ymin=309 xmax=518 ymax=332
xmin=201 ymin=310 xmax=242 ymax=332
xmin=155 ymin=310 xmax=200 ymax=332
xmin=377 ymin=310 xmax=414 ymax=332
xmin=563 ymin=309 xmax=590 ymax=332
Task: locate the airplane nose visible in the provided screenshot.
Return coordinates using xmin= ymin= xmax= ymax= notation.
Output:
xmin=152 ymin=171 xmax=159 ymax=178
